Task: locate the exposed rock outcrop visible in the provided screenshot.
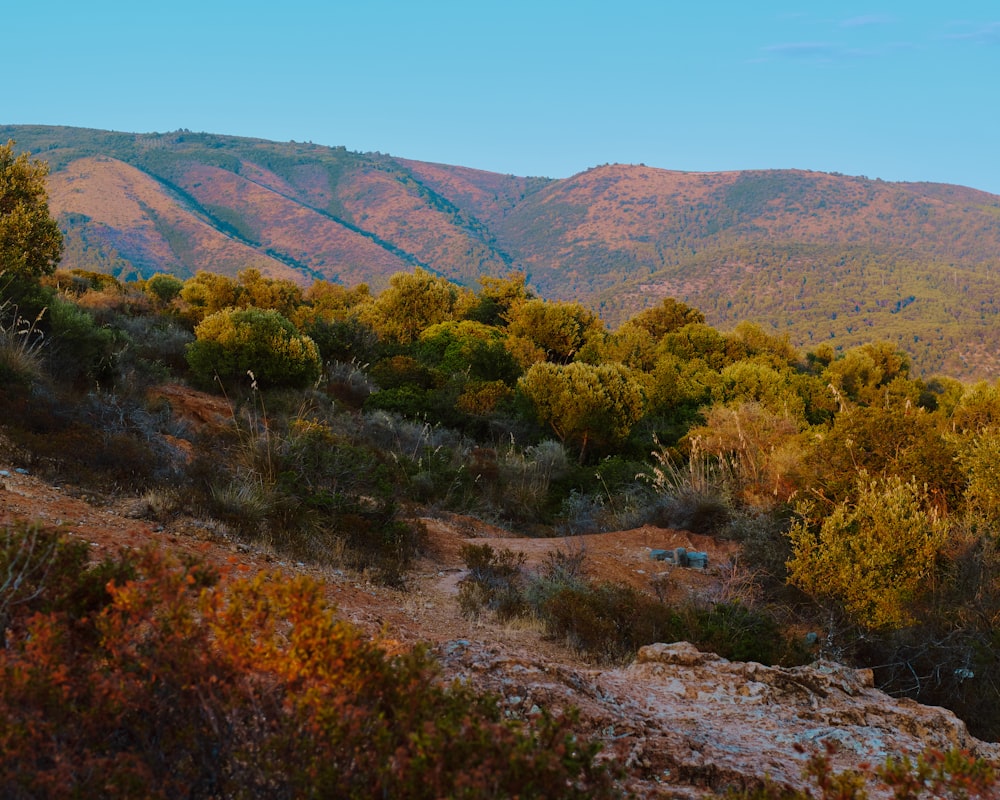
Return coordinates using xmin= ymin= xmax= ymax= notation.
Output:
xmin=436 ymin=640 xmax=998 ymax=798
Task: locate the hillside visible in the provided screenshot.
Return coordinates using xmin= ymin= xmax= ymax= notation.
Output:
xmin=2 ymin=446 xmax=995 ymax=799
xmin=5 ymin=125 xmax=1000 ymax=378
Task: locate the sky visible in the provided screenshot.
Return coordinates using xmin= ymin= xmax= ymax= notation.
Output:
xmin=7 ymin=2 xmax=1000 ymax=194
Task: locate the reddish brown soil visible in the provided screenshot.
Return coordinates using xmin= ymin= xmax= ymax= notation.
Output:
xmin=0 ymin=452 xmax=736 ymax=657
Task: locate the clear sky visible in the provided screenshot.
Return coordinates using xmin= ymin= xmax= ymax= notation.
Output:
xmin=7 ymin=2 xmax=1000 ymax=194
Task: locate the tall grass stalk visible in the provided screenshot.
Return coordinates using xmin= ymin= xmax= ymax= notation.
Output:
xmin=0 ymin=300 xmax=47 ymax=381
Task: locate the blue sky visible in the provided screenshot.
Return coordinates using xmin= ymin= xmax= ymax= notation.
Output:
xmin=8 ymin=2 xmax=1000 ymax=193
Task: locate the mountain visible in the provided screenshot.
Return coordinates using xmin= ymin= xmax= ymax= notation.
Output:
xmin=5 ymin=124 xmax=1000 ymax=379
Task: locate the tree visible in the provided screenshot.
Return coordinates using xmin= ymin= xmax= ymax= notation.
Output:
xmin=803 ymin=404 xmax=963 ymax=509
xmin=237 ymin=267 xmax=303 ymax=317
xmin=519 ymin=361 xmax=645 ymax=461
xmin=179 ymin=270 xmax=243 ymax=321
xmin=627 ymin=297 xmax=705 ymax=340
xmin=823 ymin=340 xmax=911 ymax=406
xmin=466 ymin=272 xmax=533 ymax=326
xmin=712 ymin=359 xmax=806 ymax=421
xmin=659 ymin=323 xmax=746 ymax=371
xmin=505 ymin=299 xmax=603 ymax=367
xmin=186 ymin=307 xmax=321 ymax=389
xmin=143 ymin=273 xmax=184 ymax=307
xmin=0 ymin=140 xmax=63 ymax=279
xmin=787 ymin=473 xmax=950 ymax=630
xmin=360 ymin=268 xmax=473 ymax=344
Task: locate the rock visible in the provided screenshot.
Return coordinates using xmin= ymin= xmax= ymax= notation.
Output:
xmin=435 ymin=639 xmax=999 ymax=799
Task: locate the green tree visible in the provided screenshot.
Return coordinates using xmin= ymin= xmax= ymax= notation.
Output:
xmin=950 ymin=380 xmax=1000 ymax=434
xmin=143 ymin=273 xmax=184 ymax=307
xmin=726 ymin=321 xmax=799 ymax=370
xmin=519 ymin=361 xmax=645 ymax=461
xmin=712 ymin=359 xmax=806 ymax=420
xmin=824 ymin=340 xmax=912 ymax=406
xmin=961 ymin=429 xmax=1000 ymax=523
xmin=787 ymin=473 xmax=950 ymax=630
xmin=505 ymin=298 xmax=603 ymax=367
xmin=361 ymin=268 xmax=473 ymax=344
xmin=466 ymin=272 xmax=533 ymax=326
xmin=803 ymin=404 xmax=963 ymax=509
xmin=179 ymin=270 xmax=243 ymax=321
xmin=186 ymin=307 xmax=321 ymax=389
xmin=659 ymin=323 xmax=746 ymax=371
xmin=627 ymin=297 xmax=705 ymax=340
xmin=0 ymin=140 xmax=63 ymax=279
xmin=578 ymin=321 xmax=657 ymax=371
xmin=237 ymin=267 xmax=303 ymax=317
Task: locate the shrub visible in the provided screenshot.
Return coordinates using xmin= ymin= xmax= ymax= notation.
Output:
xmin=458 ymin=543 xmax=801 ymax=666
xmin=537 ymin=581 xmax=685 ymax=663
xmin=643 ymin=436 xmax=734 ymax=534
xmin=186 ymin=306 xmax=321 ymax=389
xmin=0 ymin=382 xmax=169 ymax=490
xmin=0 ymin=528 xmax=618 ymax=799
xmin=144 ymin=272 xmax=184 ymax=306
xmin=195 ymin=403 xmax=422 ymax=584
xmin=44 ymin=294 xmax=118 ymax=385
xmin=787 ymin=473 xmax=950 ymax=630
xmin=458 ymin=543 xmax=528 ymax=621
xmin=724 ymin=745 xmax=998 ymax=799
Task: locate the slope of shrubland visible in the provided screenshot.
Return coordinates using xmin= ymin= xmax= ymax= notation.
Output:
xmin=3 ymin=139 xmax=1000 ymax=797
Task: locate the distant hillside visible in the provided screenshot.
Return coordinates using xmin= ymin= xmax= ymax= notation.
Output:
xmin=5 ymin=125 xmax=1000 ymax=379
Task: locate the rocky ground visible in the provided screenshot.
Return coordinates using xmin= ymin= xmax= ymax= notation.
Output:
xmin=1 ymin=459 xmax=996 ymax=798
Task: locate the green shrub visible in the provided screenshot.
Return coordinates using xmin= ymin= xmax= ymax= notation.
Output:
xmin=537 ymin=581 xmax=685 ymax=663
xmin=186 ymin=306 xmax=321 ymax=389
xmin=44 ymin=294 xmax=117 ymax=385
xmin=143 ymin=272 xmax=184 ymax=306
xmin=788 ymin=473 xmax=950 ymax=630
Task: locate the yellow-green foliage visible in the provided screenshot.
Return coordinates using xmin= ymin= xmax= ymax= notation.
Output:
xmin=519 ymin=361 xmax=645 ymax=461
xmin=0 ymin=141 xmax=63 ymax=279
xmin=505 ymin=298 xmax=603 ymax=366
xmin=787 ymin=473 xmax=950 ymax=630
xmin=961 ymin=429 xmax=1000 ymax=523
xmin=143 ymin=272 xmax=184 ymax=306
xmin=360 ymin=267 xmax=473 ymax=344
xmin=186 ymin=307 xmax=321 ymax=389
xmin=179 ymin=268 xmax=305 ymax=322
xmin=823 ymin=340 xmax=913 ymax=406
xmin=627 ymin=297 xmax=705 ymax=339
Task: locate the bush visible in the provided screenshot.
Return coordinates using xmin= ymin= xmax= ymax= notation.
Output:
xmin=459 ymin=544 xmax=802 ymax=666
xmin=725 ymin=745 xmax=998 ymax=799
xmin=44 ymin=294 xmax=118 ymax=385
xmin=186 ymin=306 xmax=321 ymax=389
xmin=537 ymin=581 xmax=685 ymax=663
xmin=0 ymin=528 xmax=618 ymax=799
xmin=787 ymin=473 xmax=950 ymax=630
xmin=458 ymin=543 xmax=528 ymax=621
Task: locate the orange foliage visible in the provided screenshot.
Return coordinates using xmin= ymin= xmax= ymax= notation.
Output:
xmin=0 ymin=528 xmax=617 ymax=799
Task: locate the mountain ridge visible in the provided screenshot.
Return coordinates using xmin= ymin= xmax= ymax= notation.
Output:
xmin=5 ymin=124 xmax=1000 ymax=379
